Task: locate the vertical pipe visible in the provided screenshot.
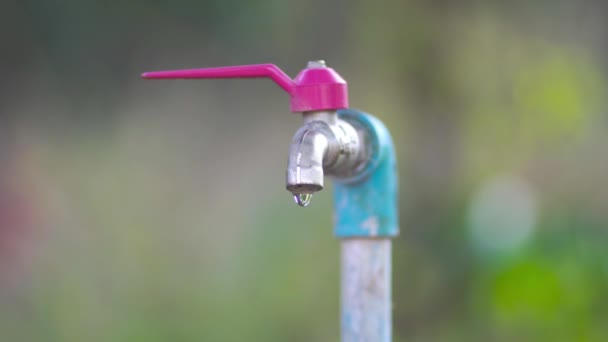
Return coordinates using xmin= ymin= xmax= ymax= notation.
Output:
xmin=334 ymin=109 xmax=398 ymax=342
xmin=341 ymin=239 xmax=392 ymax=342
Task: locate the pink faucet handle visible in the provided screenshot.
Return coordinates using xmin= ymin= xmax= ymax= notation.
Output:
xmin=141 ymin=64 xmax=295 ymax=95
xmin=142 ymin=61 xmax=349 ymax=112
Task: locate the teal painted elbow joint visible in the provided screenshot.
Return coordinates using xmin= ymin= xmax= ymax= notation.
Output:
xmin=334 ymin=109 xmax=399 ymax=238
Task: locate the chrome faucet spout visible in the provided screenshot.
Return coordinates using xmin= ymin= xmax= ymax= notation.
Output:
xmin=286 ymin=110 xmax=365 ymax=206
xmin=286 ymin=121 xmax=335 ymax=195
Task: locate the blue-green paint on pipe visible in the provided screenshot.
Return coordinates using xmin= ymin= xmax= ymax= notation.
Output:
xmin=334 ymin=109 xmax=399 ymax=238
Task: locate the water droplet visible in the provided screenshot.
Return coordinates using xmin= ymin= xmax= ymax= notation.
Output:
xmin=293 ymin=193 xmax=313 ymax=207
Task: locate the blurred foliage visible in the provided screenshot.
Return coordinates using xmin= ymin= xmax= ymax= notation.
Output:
xmin=1 ymin=0 xmax=608 ymax=341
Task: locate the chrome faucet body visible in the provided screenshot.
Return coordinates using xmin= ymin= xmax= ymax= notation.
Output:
xmin=286 ymin=111 xmax=365 ymax=202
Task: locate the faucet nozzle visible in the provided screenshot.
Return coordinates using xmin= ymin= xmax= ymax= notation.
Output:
xmin=286 ymin=111 xmax=364 ymax=207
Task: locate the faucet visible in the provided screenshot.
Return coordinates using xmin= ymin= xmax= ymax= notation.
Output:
xmin=286 ymin=108 xmax=366 ymax=206
xmin=142 ymin=60 xmax=398 ymax=342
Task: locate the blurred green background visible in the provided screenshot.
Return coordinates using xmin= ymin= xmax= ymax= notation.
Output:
xmin=2 ymin=0 xmax=608 ymax=341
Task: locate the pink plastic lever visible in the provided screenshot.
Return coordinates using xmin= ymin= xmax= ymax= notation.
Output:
xmin=141 ymin=64 xmax=295 ymax=95
xmin=142 ymin=62 xmax=349 ymax=112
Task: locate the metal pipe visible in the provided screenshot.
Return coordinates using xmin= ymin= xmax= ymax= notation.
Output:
xmin=286 ymin=108 xmax=397 ymax=341
xmin=341 ymin=239 xmax=392 ymax=342
xmin=333 ymin=109 xmax=398 ymax=342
